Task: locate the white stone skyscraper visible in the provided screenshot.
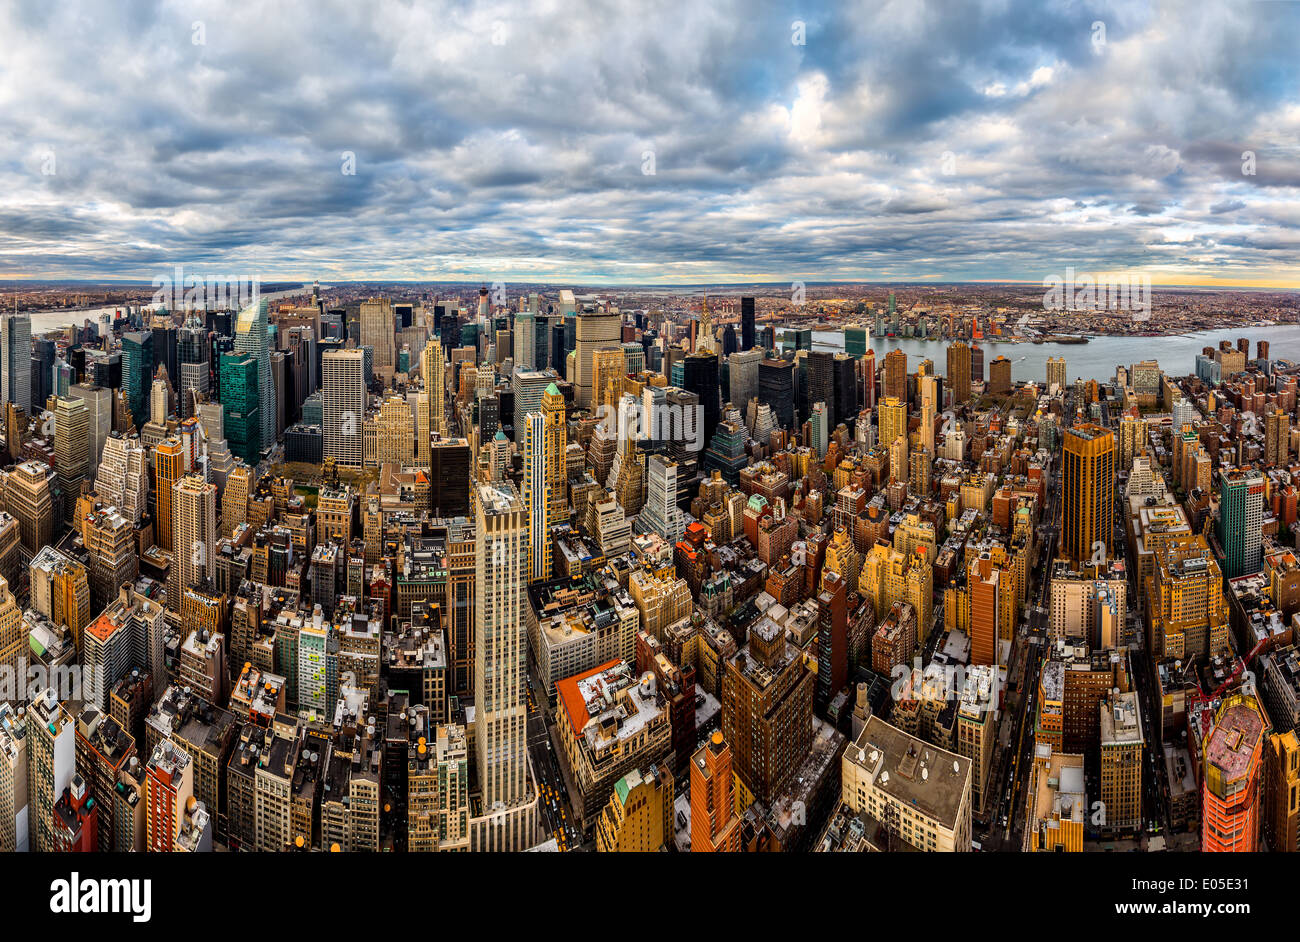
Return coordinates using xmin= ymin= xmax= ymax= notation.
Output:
xmin=322 ymin=349 xmax=365 ymax=469
xmin=514 ymin=312 xmax=537 ymax=370
xmin=639 ymin=454 xmax=684 ymax=542
xmin=471 ymin=479 xmax=537 ymax=850
xmin=96 ymin=432 xmax=150 ymax=525
xmin=234 ymin=298 xmax=275 ymax=452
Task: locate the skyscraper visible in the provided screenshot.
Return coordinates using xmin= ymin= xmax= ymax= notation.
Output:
xmin=322 ymin=349 xmax=365 ymax=469
xmin=919 ymin=370 xmax=939 ymax=457
xmin=421 ymin=339 xmax=447 ymax=441
xmin=121 ymin=331 xmax=154 ymax=430
xmin=1061 ymin=424 xmax=1116 ymax=565
xmin=1046 ymin=356 xmax=1067 ymax=392
xmin=720 ymin=614 xmax=813 ymax=804
xmin=472 ymin=480 xmax=537 ymax=850
xmin=1265 ymin=408 xmax=1290 ymax=468
xmin=69 ymin=382 xmax=111 ymax=475
xmin=947 ymin=341 xmax=971 ymax=405
xmin=690 ymin=732 xmax=741 ymax=852
xmin=1202 ymin=693 xmax=1265 ymax=852
xmin=878 ymin=396 xmax=907 ymax=455
xmin=360 ymin=297 xmax=396 ymax=375
xmin=372 ymin=394 xmax=414 ymax=466
xmin=833 ymin=353 xmax=858 ymax=430
xmin=154 ymin=438 xmax=187 ymax=552
xmin=96 ymin=432 xmax=149 ymax=525
xmin=641 ymin=454 xmax=685 ymax=543
xmin=695 ymin=294 xmax=716 ymax=354
xmin=513 ymin=311 xmax=537 ymax=370
xmin=740 ymin=296 xmax=755 ymax=351
xmin=1218 ymin=468 xmax=1265 ymax=578
xmin=1 ymin=313 xmax=31 ymax=419
xmin=173 ymin=473 xmax=217 ymax=595
xmin=523 ymin=383 xmax=567 ymax=583
xmin=145 ymin=738 xmax=193 ymax=853
xmin=989 ymin=355 xmax=1012 ymax=394
xmin=219 ymin=351 xmax=261 ymax=465
xmin=807 ymin=350 xmax=835 ymax=428
xmin=52 ymin=396 xmax=89 ymax=523
xmin=728 ymin=348 xmax=761 ymax=415
xmin=7 ymin=460 xmax=54 ymax=553
xmin=178 ymin=312 xmax=210 ymax=419
xmin=27 ymin=688 xmax=75 ymax=853
xmin=574 ymin=310 xmax=621 ymax=408
xmin=679 ymin=352 xmax=721 ymax=450
xmin=233 ymin=299 xmax=275 ymax=453
xmin=876 ymin=351 xmax=905 ymax=404
xmin=758 ymin=358 xmax=795 ymax=430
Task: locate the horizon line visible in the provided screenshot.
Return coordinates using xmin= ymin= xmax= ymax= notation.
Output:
xmin=2 ymin=276 xmax=1299 ymax=293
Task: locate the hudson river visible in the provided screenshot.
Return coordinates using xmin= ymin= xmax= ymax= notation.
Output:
xmin=806 ymin=326 xmax=1300 ymax=385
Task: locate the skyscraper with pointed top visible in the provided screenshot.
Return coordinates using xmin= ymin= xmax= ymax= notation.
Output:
xmin=523 ymin=382 xmax=568 ymax=583
xmin=696 ymin=292 xmax=716 ymax=354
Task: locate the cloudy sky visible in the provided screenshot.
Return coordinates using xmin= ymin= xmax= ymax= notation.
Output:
xmin=2 ymin=0 xmax=1299 ymax=286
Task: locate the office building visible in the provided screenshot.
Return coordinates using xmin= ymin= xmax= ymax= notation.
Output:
xmin=52 ymin=395 xmax=90 ymax=523
xmin=6 ymin=460 xmax=54 ymax=553
xmin=360 ymin=297 xmax=396 ymax=374
xmin=1099 ymin=691 xmax=1143 ymax=833
xmin=597 ymin=764 xmax=673 ymax=852
xmin=220 ymin=351 xmax=262 ymax=465
xmin=233 ymin=299 xmax=275 ymax=453
xmin=1202 ymin=693 xmax=1266 ymax=852
xmin=1217 ymin=468 xmax=1265 ymax=578
xmin=836 ymin=716 xmax=972 ymax=852
xmin=1061 ymin=424 xmax=1116 ymax=565
xmin=690 ymin=731 xmax=741 ymax=852
xmin=1046 ymin=356 xmax=1066 ymax=391
xmin=721 ymin=614 xmax=814 ymax=804
xmin=946 ymin=341 xmax=970 ymax=405
xmin=323 ymin=349 xmax=366 ymax=469
xmin=471 ymin=480 xmax=537 ymax=850
xmin=1 ymin=313 xmax=31 ymax=417
xmin=523 ymin=383 xmax=567 ymax=583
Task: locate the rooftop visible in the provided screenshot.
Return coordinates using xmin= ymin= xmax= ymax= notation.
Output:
xmin=846 ymin=716 xmax=971 ymax=829
xmin=1205 ymin=696 xmax=1265 ymax=783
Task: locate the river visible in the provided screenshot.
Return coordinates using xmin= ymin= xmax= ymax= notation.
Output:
xmin=26 ymin=286 xmax=311 ymax=336
xmin=802 ymin=326 xmax=1300 ymax=384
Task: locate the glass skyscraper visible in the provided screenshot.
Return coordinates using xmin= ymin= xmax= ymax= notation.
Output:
xmin=233 ymin=299 xmax=274 ymax=453
xmin=220 ymin=351 xmax=261 ymax=464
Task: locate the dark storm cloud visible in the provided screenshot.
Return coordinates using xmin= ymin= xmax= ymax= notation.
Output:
xmin=0 ymin=0 xmax=1297 ymax=284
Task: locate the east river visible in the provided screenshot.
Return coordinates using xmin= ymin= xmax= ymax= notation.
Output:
xmin=804 ymin=325 xmax=1300 ymax=384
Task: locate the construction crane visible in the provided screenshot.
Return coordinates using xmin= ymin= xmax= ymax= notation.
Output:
xmin=1189 ymin=634 xmax=1278 ymax=709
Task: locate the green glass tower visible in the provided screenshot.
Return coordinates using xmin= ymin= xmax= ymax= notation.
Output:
xmin=121 ymin=331 xmax=154 ymax=430
xmin=220 ymin=351 xmax=262 ymax=464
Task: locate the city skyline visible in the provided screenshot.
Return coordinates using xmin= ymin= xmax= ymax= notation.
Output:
xmin=2 ymin=0 xmax=1299 ymax=286
xmin=2 ymin=1 xmax=1299 ymax=915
